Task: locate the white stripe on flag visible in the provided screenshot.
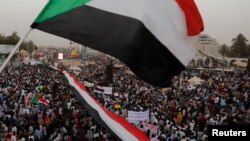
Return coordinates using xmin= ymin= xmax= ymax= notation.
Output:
xmin=87 ymin=0 xmax=197 ymax=66
xmin=84 ymin=81 xmax=94 ymax=87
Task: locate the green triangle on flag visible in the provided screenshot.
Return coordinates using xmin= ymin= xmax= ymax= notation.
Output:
xmin=31 ymin=94 xmax=39 ymax=104
xmin=34 ymin=0 xmax=91 ymax=23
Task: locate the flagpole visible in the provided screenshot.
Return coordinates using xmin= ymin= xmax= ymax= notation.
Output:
xmin=0 ymin=28 xmax=32 ymax=73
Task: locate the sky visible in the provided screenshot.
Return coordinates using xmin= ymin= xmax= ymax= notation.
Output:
xmin=0 ymin=0 xmax=250 ymax=47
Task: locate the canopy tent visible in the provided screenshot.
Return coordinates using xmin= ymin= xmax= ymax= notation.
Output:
xmin=188 ymin=76 xmax=204 ymax=85
xmin=19 ymin=49 xmax=30 ymax=64
xmin=19 ymin=49 xmax=29 ymax=57
xmin=70 ymin=49 xmax=80 ymax=59
xmin=31 ymin=50 xmax=42 ymax=58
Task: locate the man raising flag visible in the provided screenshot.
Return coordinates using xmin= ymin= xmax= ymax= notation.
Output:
xmin=31 ymin=94 xmax=49 ymax=106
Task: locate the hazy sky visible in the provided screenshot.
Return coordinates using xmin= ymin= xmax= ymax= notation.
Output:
xmin=0 ymin=0 xmax=250 ymax=47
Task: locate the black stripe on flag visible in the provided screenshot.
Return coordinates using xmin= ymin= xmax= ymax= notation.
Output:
xmin=32 ymin=5 xmax=184 ymax=87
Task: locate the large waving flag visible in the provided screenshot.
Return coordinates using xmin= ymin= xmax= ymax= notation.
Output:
xmin=31 ymin=0 xmax=203 ymax=87
xmin=60 ymin=70 xmax=149 ymax=141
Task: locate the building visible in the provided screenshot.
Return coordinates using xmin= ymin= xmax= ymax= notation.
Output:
xmin=0 ymin=44 xmax=16 ymax=55
xmin=189 ymin=35 xmax=248 ymax=68
xmin=0 ymin=44 xmax=18 ymax=65
xmin=195 ymin=34 xmax=222 ymax=57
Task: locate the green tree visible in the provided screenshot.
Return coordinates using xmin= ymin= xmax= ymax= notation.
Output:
xmin=20 ymin=40 xmax=38 ymax=54
xmin=0 ymin=32 xmax=39 ymax=56
xmin=246 ymin=44 xmax=250 ymax=57
xmin=231 ymin=33 xmax=248 ymax=58
xmin=4 ymin=32 xmax=20 ymax=45
xmin=219 ymin=44 xmax=229 ymax=57
xmin=0 ymin=33 xmax=6 ymax=44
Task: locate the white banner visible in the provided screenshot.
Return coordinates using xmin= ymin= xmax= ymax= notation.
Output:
xmin=128 ymin=110 xmax=149 ymax=124
xmin=103 ymin=87 xmax=112 ymax=95
xmin=142 ymin=122 xmax=158 ymax=135
xmin=114 ymin=93 xmax=119 ymax=97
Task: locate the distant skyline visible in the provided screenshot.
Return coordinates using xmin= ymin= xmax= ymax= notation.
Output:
xmin=0 ymin=0 xmax=250 ymax=47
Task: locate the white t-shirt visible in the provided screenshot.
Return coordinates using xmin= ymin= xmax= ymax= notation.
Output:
xmin=11 ymin=135 xmax=16 ymax=141
xmin=214 ymin=97 xmax=220 ymax=104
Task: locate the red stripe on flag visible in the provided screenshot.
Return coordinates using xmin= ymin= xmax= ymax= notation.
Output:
xmin=37 ymin=95 xmax=49 ymax=105
xmin=176 ymin=0 xmax=204 ymax=36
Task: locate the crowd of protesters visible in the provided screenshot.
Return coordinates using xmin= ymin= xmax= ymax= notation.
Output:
xmin=0 ymin=53 xmax=249 ymax=141
xmin=0 ymin=64 xmax=117 ymax=141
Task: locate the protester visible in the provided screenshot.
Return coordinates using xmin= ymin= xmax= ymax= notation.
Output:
xmin=0 ymin=53 xmax=249 ymax=141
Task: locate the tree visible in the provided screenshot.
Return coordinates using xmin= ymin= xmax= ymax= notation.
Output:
xmin=219 ymin=44 xmax=229 ymax=57
xmin=246 ymin=44 xmax=250 ymax=57
xmin=4 ymin=32 xmax=20 ymax=45
xmin=231 ymin=33 xmax=248 ymax=58
xmin=0 ymin=32 xmax=37 ymax=54
xmin=20 ymin=40 xmax=38 ymax=54
xmin=0 ymin=33 xmax=6 ymax=44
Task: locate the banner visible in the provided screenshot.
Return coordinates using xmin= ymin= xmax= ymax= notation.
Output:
xmin=114 ymin=93 xmax=119 ymax=97
xmin=128 ymin=110 xmax=149 ymax=124
xmin=142 ymin=122 xmax=158 ymax=135
xmin=103 ymin=87 xmax=112 ymax=95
